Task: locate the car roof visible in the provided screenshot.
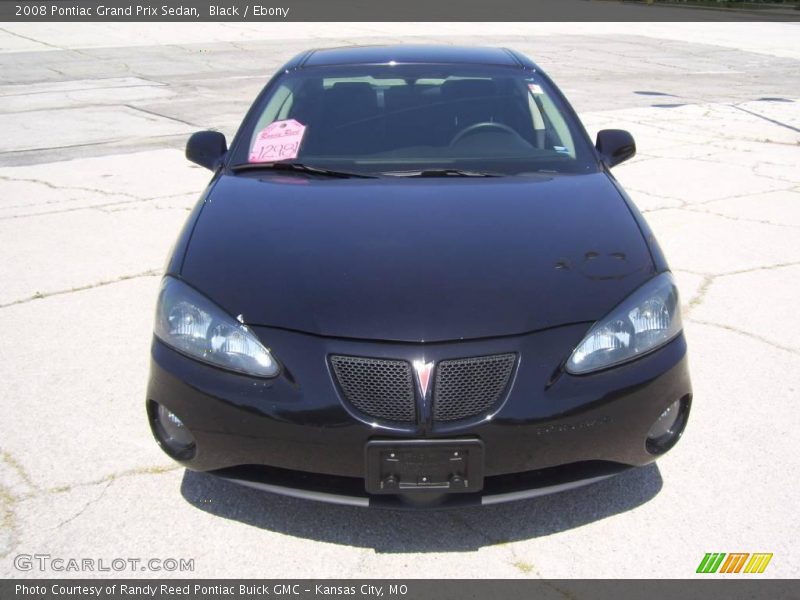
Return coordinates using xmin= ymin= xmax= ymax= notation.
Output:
xmin=297 ymin=45 xmax=531 ymax=69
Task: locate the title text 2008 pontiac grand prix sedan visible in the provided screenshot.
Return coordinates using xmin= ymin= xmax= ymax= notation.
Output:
xmin=146 ymin=46 xmax=692 ymax=508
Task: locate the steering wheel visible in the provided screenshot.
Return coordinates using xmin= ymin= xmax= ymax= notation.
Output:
xmin=450 ymin=122 xmax=520 ymax=146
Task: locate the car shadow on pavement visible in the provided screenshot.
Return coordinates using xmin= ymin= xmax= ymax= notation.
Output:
xmin=180 ymin=465 xmax=662 ymax=552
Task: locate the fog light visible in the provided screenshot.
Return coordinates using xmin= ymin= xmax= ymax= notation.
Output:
xmin=646 ymin=395 xmax=690 ymax=455
xmin=150 ymin=401 xmax=196 ymax=459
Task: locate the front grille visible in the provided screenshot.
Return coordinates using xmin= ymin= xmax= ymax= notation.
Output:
xmin=330 ymin=355 xmax=416 ymax=423
xmin=433 ymin=353 xmax=517 ymax=422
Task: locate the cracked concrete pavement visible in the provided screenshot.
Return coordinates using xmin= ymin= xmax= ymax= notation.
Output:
xmin=0 ymin=23 xmax=798 ymax=578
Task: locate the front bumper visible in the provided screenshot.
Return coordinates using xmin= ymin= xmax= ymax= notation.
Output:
xmin=146 ymin=323 xmax=692 ymax=507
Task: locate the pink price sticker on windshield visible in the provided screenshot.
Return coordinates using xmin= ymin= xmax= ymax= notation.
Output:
xmin=249 ymin=119 xmax=307 ymax=163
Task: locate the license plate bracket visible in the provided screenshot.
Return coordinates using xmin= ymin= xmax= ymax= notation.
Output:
xmin=365 ymin=439 xmax=484 ymax=494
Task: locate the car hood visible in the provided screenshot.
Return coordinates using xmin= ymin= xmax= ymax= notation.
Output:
xmin=180 ymin=173 xmax=654 ymax=342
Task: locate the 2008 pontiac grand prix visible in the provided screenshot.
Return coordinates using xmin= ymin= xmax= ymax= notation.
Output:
xmin=146 ymin=45 xmax=692 ymax=508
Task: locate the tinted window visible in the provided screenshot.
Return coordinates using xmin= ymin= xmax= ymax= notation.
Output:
xmin=233 ymin=64 xmax=597 ymax=176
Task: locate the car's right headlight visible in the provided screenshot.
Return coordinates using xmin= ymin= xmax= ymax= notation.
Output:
xmin=154 ymin=276 xmax=280 ymax=378
xmin=566 ymin=272 xmax=682 ymax=375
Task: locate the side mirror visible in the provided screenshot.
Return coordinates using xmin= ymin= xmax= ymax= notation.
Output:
xmin=186 ymin=131 xmax=227 ymax=171
xmin=596 ymin=129 xmax=636 ymax=168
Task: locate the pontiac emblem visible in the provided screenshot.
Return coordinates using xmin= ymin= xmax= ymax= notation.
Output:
xmin=413 ymin=360 xmax=434 ymax=397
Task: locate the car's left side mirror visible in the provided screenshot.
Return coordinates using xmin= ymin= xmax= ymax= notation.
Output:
xmin=596 ymin=129 xmax=636 ymax=168
xmin=186 ymin=130 xmax=227 ymax=171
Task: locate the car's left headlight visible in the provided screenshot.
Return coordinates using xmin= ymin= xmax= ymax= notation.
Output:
xmin=154 ymin=276 xmax=280 ymax=378
xmin=566 ymin=272 xmax=682 ymax=375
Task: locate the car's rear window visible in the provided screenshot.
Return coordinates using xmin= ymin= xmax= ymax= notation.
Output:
xmin=232 ymin=64 xmax=597 ymax=176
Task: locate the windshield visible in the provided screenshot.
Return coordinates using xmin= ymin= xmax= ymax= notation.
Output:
xmin=231 ymin=64 xmax=597 ymax=176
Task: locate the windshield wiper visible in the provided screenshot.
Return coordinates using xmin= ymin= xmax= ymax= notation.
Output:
xmin=382 ymin=168 xmax=503 ymax=178
xmin=230 ymin=162 xmax=376 ymax=179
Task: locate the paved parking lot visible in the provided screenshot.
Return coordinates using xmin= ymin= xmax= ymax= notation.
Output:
xmin=0 ymin=23 xmax=799 ymax=578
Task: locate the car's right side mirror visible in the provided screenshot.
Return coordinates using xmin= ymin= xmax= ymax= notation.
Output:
xmin=596 ymin=129 xmax=636 ymax=168
xmin=186 ymin=130 xmax=227 ymax=171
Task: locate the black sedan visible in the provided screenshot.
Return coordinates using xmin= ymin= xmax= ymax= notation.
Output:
xmin=147 ymin=45 xmax=692 ymax=508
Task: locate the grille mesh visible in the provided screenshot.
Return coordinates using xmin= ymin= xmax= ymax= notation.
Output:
xmin=433 ymin=353 xmax=516 ymax=422
xmin=330 ymin=355 xmax=416 ymax=423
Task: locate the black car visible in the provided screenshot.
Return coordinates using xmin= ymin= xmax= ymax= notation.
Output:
xmin=147 ymin=45 xmax=691 ymax=508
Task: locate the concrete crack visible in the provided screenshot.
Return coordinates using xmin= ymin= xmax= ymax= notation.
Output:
xmin=693 ymin=186 xmax=795 ymax=207
xmin=720 ymin=260 xmax=800 ymax=278
xmin=637 ymin=182 xmax=796 ymax=213
xmin=685 ymin=274 xmax=715 ymax=317
xmin=0 ymin=483 xmax=20 ymax=559
xmin=0 ymin=174 xmax=143 ymax=201
xmin=0 ymin=269 xmax=161 ymax=309
xmin=6 ymin=463 xmax=182 ymax=529
xmin=689 ymin=318 xmax=799 ymax=355
xmin=681 ymin=261 xmax=800 ymax=315
xmin=681 ymin=206 xmax=800 ymax=230
xmin=0 ymin=195 xmax=193 ymax=220
xmin=124 ymin=104 xmax=199 ymax=128
xmin=0 ymin=26 xmax=67 ymax=52
xmin=0 ymin=453 xmax=31 ymax=559
xmin=43 ymin=464 xmax=181 ymax=498
xmin=54 ymin=479 xmax=113 ymax=530
xmin=0 ymin=27 xmax=98 ymax=60
xmin=1 ymin=449 xmax=38 ymax=493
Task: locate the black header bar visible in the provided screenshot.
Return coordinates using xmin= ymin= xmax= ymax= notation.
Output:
xmin=3 ymin=0 xmax=800 ymax=22
xmin=3 ymin=579 xmax=800 ymax=600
